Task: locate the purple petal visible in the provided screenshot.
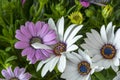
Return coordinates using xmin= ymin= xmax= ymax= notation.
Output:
xmin=31 ymin=56 xmax=37 ymax=64
xmin=15 ymin=68 xmax=26 ymax=78
xmin=27 ymin=48 xmax=35 ymax=60
xmin=1 ymin=70 xmax=11 ymax=79
xmin=41 ymin=49 xmax=51 ymax=58
xmin=7 ymin=67 xmax=14 ymax=77
xmin=28 ymin=22 xmax=36 ymax=36
xmin=15 ymin=41 xmax=29 ymax=49
xmin=40 ymin=24 xmax=49 ymax=38
xmin=21 ymin=47 xmax=32 ymax=56
xmin=35 ymin=21 xmax=45 ymax=36
xmin=20 ymin=25 xmax=32 ymax=39
xmin=25 ymin=21 xmax=31 ymax=27
xmin=19 ymin=68 xmax=25 ymax=75
xmin=14 ymin=67 xmax=20 ymax=77
xmin=43 ymin=32 xmax=57 ymax=43
xmin=15 ymin=30 xmax=29 ymax=42
xmin=35 ymin=50 xmax=46 ymax=60
xmin=22 ymin=73 xmax=32 ymax=80
xmin=44 ymin=40 xmax=58 ymax=45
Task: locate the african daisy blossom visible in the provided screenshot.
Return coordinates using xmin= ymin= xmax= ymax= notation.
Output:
xmin=61 ymin=49 xmax=98 ymax=80
xmin=1 ymin=67 xmax=31 ymax=80
xmin=36 ymin=17 xmax=83 ymax=77
xmin=15 ymin=21 xmax=57 ymax=64
xmin=81 ymin=22 xmax=120 ymax=72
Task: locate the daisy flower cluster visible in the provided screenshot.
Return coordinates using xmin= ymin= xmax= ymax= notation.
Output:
xmin=1 ymin=0 xmax=120 ymax=80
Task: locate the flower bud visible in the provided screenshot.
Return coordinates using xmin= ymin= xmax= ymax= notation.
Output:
xmin=68 ymin=11 xmax=83 ymax=24
xmin=102 ymin=5 xmax=113 ymax=19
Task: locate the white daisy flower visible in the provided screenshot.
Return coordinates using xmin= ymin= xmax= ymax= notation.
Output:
xmin=81 ymin=22 xmax=120 ymax=72
xmin=61 ymin=49 xmax=97 ymax=80
xmin=113 ymin=71 xmax=120 ymax=80
xmin=36 ymin=17 xmax=83 ymax=77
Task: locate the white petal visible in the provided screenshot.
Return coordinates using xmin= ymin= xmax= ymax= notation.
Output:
xmin=64 ymin=24 xmax=76 ymax=41
xmin=114 ymin=29 xmax=120 ymax=45
xmin=87 ymin=49 xmax=100 ymax=57
xmin=84 ymin=38 xmax=100 ymax=49
xmin=92 ymin=54 xmax=102 ymax=63
xmin=91 ymin=29 xmax=104 ymax=45
xmin=66 ymin=53 xmax=80 ymax=64
xmin=116 ymin=50 xmax=120 ymax=58
xmin=31 ymin=43 xmax=52 ymax=50
xmin=113 ymin=58 xmax=119 ymax=66
xmin=58 ymin=55 xmax=66 ymax=72
xmin=41 ymin=62 xmax=50 ymax=77
xmin=81 ymin=44 xmax=93 ymax=50
xmin=78 ymin=49 xmax=92 ymax=64
xmin=86 ymin=33 xmax=101 ymax=48
xmin=57 ymin=17 xmax=64 ymax=41
xmin=100 ymin=25 xmax=107 ymax=43
xmin=111 ymin=65 xmax=118 ymax=72
xmin=61 ymin=61 xmax=78 ymax=80
xmin=48 ymin=18 xmax=57 ymax=32
xmin=49 ymin=57 xmax=59 ymax=72
xmin=67 ymin=45 xmax=78 ymax=52
xmin=36 ymin=56 xmax=55 ymax=71
xmin=66 ymin=25 xmax=83 ymax=43
xmin=67 ymin=35 xmax=82 ymax=48
xmin=106 ymin=22 xmax=115 ymax=43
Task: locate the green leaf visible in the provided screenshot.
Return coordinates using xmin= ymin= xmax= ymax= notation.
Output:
xmin=94 ymin=72 xmax=106 ymax=80
xmin=5 ymin=56 xmax=17 ymax=64
xmin=5 ymin=47 xmax=11 ymax=52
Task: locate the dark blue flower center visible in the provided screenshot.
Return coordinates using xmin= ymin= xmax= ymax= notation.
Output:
xmin=78 ymin=61 xmax=91 ymax=75
xmin=54 ymin=42 xmax=66 ymax=56
xmin=104 ymin=47 xmax=112 ymax=55
xmin=80 ymin=65 xmax=87 ymax=73
xmin=101 ymin=44 xmax=116 ymax=59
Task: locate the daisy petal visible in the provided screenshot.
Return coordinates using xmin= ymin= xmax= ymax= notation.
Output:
xmin=100 ymin=25 xmax=107 ymax=43
xmin=36 ymin=56 xmax=55 ymax=71
xmin=67 ymin=45 xmax=78 ymax=52
xmin=31 ymin=43 xmax=52 ymax=50
xmin=91 ymin=29 xmax=104 ymax=45
xmin=41 ymin=62 xmax=50 ymax=77
xmin=48 ymin=18 xmax=57 ymax=32
xmin=64 ymin=24 xmax=76 ymax=41
xmin=57 ymin=17 xmax=64 ymax=41
xmin=49 ymin=57 xmax=59 ymax=72
xmin=67 ymin=35 xmax=82 ymax=48
xmin=15 ymin=41 xmax=29 ymax=49
xmin=66 ymin=25 xmax=83 ymax=43
xmin=58 ymin=55 xmax=66 ymax=72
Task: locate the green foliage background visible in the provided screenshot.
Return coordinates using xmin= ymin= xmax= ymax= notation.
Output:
xmin=0 ymin=0 xmax=120 ymax=80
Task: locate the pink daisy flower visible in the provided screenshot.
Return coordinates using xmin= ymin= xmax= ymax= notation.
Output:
xmin=15 ymin=21 xmax=57 ymax=64
xmin=1 ymin=67 xmax=31 ymax=80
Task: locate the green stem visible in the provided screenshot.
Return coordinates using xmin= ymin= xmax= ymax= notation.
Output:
xmin=32 ymin=4 xmax=43 ymax=22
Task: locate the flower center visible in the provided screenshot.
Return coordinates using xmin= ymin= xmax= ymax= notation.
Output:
xmin=53 ymin=42 xmax=66 ymax=56
xmin=100 ymin=44 xmax=116 ymax=59
xmin=9 ymin=77 xmax=19 ymax=80
xmin=30 ymin=37 xmax=42 ymax=44
xmin=78 ymin=61 xmax=91 ymax=75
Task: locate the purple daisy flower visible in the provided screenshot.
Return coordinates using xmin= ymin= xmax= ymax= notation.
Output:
xmin=80 ymin=0 xmax=90 ymax=7
xmin=1 ymin=67 xmax=31 ymax=80
xmin=15 ymin=21 xmax=57 ymax=64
